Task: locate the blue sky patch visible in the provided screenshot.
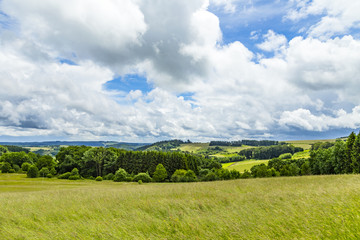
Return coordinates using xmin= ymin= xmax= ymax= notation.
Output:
xmin=58 ymin=58 xmax=77 ymax=66
xmin=104 ymin=74 xmax=153 ymax=94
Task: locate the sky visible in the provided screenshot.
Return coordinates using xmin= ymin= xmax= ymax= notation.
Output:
xmin=0 ymin=0 xmax=360 ymax=142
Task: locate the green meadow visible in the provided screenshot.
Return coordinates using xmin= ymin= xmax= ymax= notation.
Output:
xmin=284 ymin=139 xmax=338 ymax=150
xmin=2 ymin=173 xmax=360 ymax=239
xmin=223 ymin=159 xmax=269 ymax=172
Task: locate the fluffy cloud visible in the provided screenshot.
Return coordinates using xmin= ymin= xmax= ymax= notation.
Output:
xmin=284 ymin=36 xmax=360 ymax=103
xmin=1 ymin=0 xmax=360 ymax=141
xmin=286 ymin=0 xmax=360 ymax=38
xmin=1 ymin=0 xmax=147 ymax=61
xmin=257 ymin=30 xmax=288 ymax=52
xmin=279 ymin=107 xmax=360 ymax=131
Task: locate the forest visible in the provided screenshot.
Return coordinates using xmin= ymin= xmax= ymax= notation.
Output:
xmin=239 ymin=144 xmax=304 ymax=159
xmin=0 ymin=132 xmax=359 ymax=182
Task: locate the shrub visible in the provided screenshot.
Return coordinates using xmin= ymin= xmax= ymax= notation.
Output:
xmin=171 ymin=169 xmax=187 ymax=182
xmin=240 ymin=170 xmax=252 ymax=179
xmin=46 ymin=173 xmax=53 ymax=178
xmin=21 ymin=162 xmax=32 ymax=172
xmin=13 ymin=164 xmax=20 ymax=173
xmin=103 ymin=173 xmax=114 ymax=180
xmin=230 ymin=169 xmax=241 ymax=179
xmin=171 ymin=169 xmax=198 ymax=182
xmin=280 ymin=165 xmax=291 ymax=176
xmin=0 ymin=162 xmax=11 ymax=173
xmin=185 ymin=170 xmax=197 ymax=182
xmin=50 ymin=167 xmax=57 ymax=176
xmin=125 ymin=176 xmax=133 ymax=182
xmin=133 ymin=172 xmax=152 ymax=183
xmin=216 ymin=168 xmax=231 ymax=180
xmin=301 ymin=161 xmax=311 ymax=175
xmin=289 ymin=163 xmax=300 ymax=176
xmin=58 ymin=172 xmax=71 ymax=179
xmin=113 ymin=168 xmax=129 ymax=182
xmin=153 ymin=164 xmax=168 ymax=182
xmin=199 ymin=169 xmax=210 ymax=178
xmin=71 ymin=168 xmax=79 ymax=176
xmin=279 ymin=153 xmax=292 ymax=159
xmin=203 ymin=171 xmax=217 ymax=181
xmin=138 ymin=180 xmax=143 ymax=184
xmin=67 ymin=168 xmax=81 ymax=180
xmin=39 ymin=167 xmax=50 ymax=177
xmin=68 ymin=175 xmax=81 ymax=180
xmin=95 ymin=176 xmax=103 ymax=181
xmin=9 ymin=169 xmax=16 ymax=173
xmin=27 ymin=165 xmax=39 ymax=178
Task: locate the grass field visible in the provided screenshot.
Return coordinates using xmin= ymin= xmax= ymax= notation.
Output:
xmin=177 ymin=143 xmax=210 ymax=152
xmin=292 ymin=149 xmax=311 ymax=159
xmin=2 ymin=173 xmax=360 ymax=239
xmin=284 ymin=139 xmax=338 ymax=150
xmin=223 ymin=159 xmax=269 ymax=172
xmin=178 ymin=143 xmax=255 ymax=158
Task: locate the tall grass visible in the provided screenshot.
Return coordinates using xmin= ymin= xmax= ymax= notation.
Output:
xmin=224 ymin=159 xmax=269 ymax=172
xmin=1 ymin=174 xmax=360 ymax=239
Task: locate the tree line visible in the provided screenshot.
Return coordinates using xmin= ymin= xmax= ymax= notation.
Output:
xmin=309 ymin=132 xmax=359 ymax=175
xmin=209 ymin=140 xmax=282 ymax=147
xmin=0 ymin=144 xmax=251 ymax=182
xmin=239 ymin=144 xmax=303 ymax=159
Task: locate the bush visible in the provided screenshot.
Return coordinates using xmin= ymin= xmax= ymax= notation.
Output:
xmin=68 ymin=175 xmax=81 ymax=180
xmin=216 ymin=168 xmax=231 ymax=180
xmin=39 ymin=167 xmax=50 ymax=177
xmin=185 ymin=170 xmax=197 ymax=182
xmin=13 ymin=164 xmax=20 ymax=172
xmin=133 ymin=172 xmax=152 ymax=183
xmin=21 ymin=162 xmax=32 ymax=172
xmin=230 ymin=169 xmax=241 ymax=179
xmin=71 ymin=168 xmax=79 ymax=176
xmin=0 ymin=162 xmax=11 ymax=173
xmin=113 ymin=168 xmax=129 ymax=182
xmin=199 ymin=169 xmax=210 ymax=178
xmin=50 ymin=167 xmax=57 ymax=176
xmin=152 ymin=164 xmax=168 ymax=182
xmin=203 ymin=171 xmax=217 ymax=181
xmin=67 ymin=168 xmax=81 ymax=180
xmin=279 ymin=153 xmax=292 ymax=159
xmin=125 ymin=177 xmax=133 ymax=182
xmin=171 ymin=169 xmax=198 ymax=182
xmin=240 ymin=170 xmax=252 ymax=179
xmin=289 ymin=163 xmax=300 ymax=176
xmin=27 ymin=165 xmax=39 ymax=178
xmin=46 ymin=173 xmax=53 ymax=178
xmin=138 ymin=180 xmax=143 ymax=184
xmin=301 ymin=161 xmax=311 ymax=175
xmin=171 ymin=169 xmax=187 ymax=182
xmin=103 ymin=173 xmax=114 ymax=180
xmin=9 ymin=169 xmax=16 ymax=173
xmin=95 ymin=176 xmax=103 ymax=181
xmin=251 ymin=164 xmax=270 ymax=178
xmin=58 ymin=172 xmax=71 ymax=179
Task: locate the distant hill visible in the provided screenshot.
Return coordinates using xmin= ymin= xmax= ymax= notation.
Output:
xmin=136 ymin=140 xmax=188 ymax=151
xmin=0 ymin=141 xmax=149 ymax=150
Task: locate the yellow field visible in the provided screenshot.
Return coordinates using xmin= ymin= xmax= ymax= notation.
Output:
xmin=223 ymin=159 xmax=269 ymax=172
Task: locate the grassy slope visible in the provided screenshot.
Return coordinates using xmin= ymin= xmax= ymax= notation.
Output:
xmin=3 ymin=174 xmax=360 ymax=239
xmin=223 ymin=160 xmax=269 ymax=172
xmin=284 ymin=139 xmax=338 ymax=150
xmin=178 ymin=143 xmax=255 ymax=158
